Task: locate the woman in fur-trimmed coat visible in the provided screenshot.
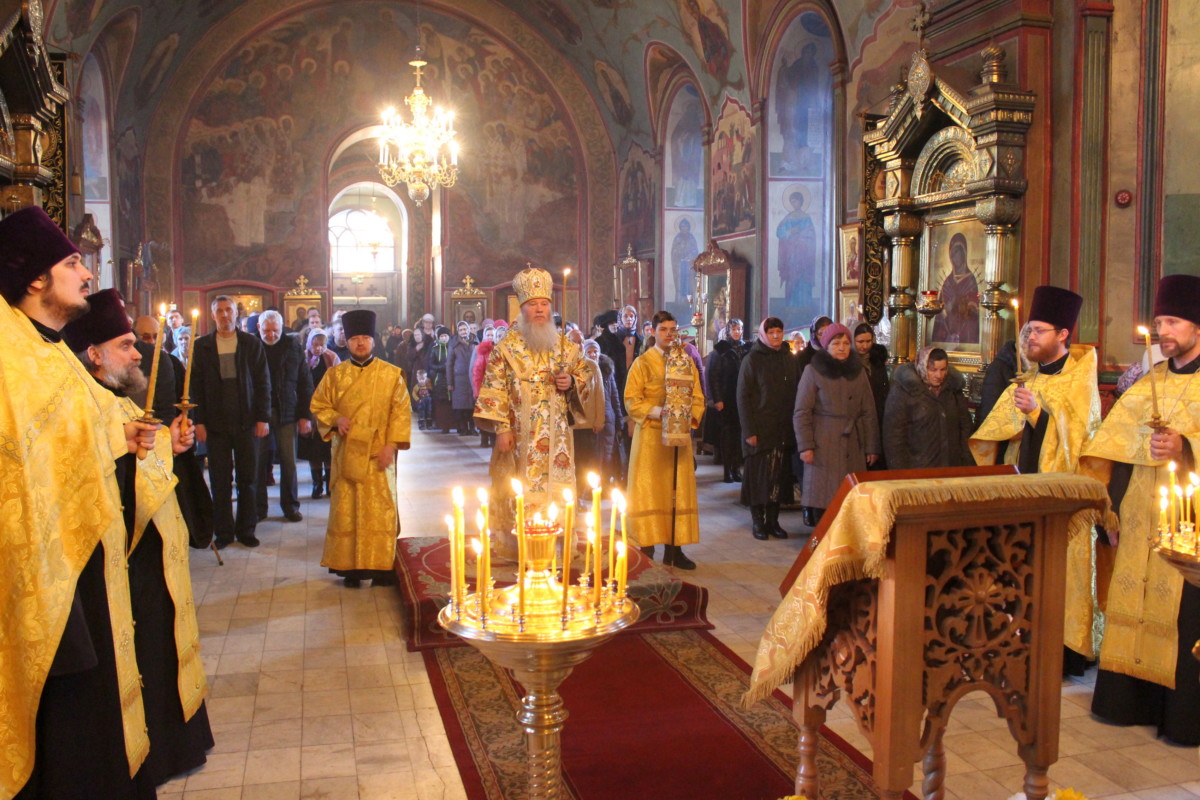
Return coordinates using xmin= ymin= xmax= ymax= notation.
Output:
xmin=792 ymin=323 xmax=881 ymax=522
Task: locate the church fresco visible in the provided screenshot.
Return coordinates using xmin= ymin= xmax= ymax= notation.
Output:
xmin=675 ymin=0 xmax=732 ymax=82
xmin=619 ymin=142 xmax=657 ymax=255
xmin=710 ymin=96 xmax=755 ymax=238
xmin=178 ymin=3 xmax=579 ymax=290
xmin=767 ymin=10 xmax=835 ymax=325
xmin=594 ymin=59 xmax=634 ymax=127
xmin=662 ymin=82 xmax=705 ymax=320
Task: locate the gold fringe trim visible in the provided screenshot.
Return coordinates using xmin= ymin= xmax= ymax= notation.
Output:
xmin=741 ymin=474 xmax=1108 ymax=707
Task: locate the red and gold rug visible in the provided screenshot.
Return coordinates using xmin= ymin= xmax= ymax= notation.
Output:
xmin=425 ymin=627 xmax=918 ymax=800
xmin=395 ymin=536 xmax=712 ymax=651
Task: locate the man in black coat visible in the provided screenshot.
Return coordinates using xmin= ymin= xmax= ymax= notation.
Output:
xmin=255 ymin=310 xmax=313 ymax=522
xmin=192 ymin=295 xmax=272 ymax=548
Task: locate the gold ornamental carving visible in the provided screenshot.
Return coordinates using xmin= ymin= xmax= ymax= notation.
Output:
xmin=284 ymin=274 xmax=321 ymax=300
xmin=452 ymin=274 xmax=487 ymax=299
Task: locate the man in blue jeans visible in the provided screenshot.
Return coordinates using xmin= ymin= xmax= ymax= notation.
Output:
xmin=256 ymin=309 xmax=313 ymax=523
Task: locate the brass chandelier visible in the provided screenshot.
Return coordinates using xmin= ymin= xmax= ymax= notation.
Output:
xmin=377 ymin=48 xmax=459 ymax=205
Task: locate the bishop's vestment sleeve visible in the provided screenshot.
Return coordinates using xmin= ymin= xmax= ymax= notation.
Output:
xmin=474 ymin=347 xmax=513 ymax=433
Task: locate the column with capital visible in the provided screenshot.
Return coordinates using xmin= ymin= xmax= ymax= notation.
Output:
xmin=884 ymin=208 xmax=922 ymax=364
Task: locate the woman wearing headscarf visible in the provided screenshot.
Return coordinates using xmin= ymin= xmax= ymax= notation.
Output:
xmin=793 ymin=323 xmax=881 ymax=526
xmin=882 ymin=346 xmax=972 ymax=470
xmin=853 ymin=322 xmax=890 ymax=469
xmin=299 ymin=328 xmax=341 ymax=497
xmin=705 ymin=319 xmax=750 ymax=482
xmin=737 ymin=317 xmax=800 ymax=539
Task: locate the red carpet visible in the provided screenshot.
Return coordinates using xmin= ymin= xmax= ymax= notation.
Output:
xmin=395 ymin=536 xmax=712 ymax=650
xmin=425 ymin=627 xmax=918 ymax=800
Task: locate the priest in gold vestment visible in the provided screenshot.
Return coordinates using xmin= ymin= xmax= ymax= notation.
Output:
xmin=970 ymin=286 xmax=1108 ymax=667
xmin=475 ymin=266 xmax=593 ymax=515
xmin=0 ymin=207 xmax=153 ymax=799
xmin=310 ymin=309 xmax=412 ymax=587
xmin=63 ymin=288 xmax=214 ymax=787
xmin=1080 ymin=274 xmax=1200 ymax=746
xmin=625 ymin=311 xmax=706 ymax=570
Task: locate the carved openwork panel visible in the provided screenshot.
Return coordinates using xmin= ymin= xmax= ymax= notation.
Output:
xmin=811 ymin=579 xmax=878 ymax=735
xmin=922 ymin=523 xmax=1036 ymax=744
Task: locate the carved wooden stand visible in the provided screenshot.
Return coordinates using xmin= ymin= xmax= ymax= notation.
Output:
xmin=791 ymin=484 xmax=1100 ymax=800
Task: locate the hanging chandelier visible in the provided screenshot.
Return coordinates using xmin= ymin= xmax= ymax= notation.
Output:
xmin=377 ymin=48 xmax=459 ymax=205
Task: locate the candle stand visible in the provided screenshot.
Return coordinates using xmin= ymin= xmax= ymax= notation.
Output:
xmin=438 ymin=522 xmax=638 ymax=800
xmin=1155 ymin=540 xmax=1200 ymax=667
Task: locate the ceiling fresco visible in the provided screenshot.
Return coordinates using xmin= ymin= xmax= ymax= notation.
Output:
xmin=46 ymin=0 xmax=784 ymax=149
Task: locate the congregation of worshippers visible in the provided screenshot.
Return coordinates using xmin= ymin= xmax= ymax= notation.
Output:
xmin=2 ymin=203 xmax=1198 ymax=798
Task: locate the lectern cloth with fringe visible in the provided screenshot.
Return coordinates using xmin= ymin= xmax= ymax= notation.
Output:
xmin=743 ymin=473 xmax=1109 ymax=705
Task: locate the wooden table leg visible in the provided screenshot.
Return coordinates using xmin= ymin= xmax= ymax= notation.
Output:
xmin=1023 ymin=764 xmax=1049 ymax=800
xmin=922 ymin=726 xmax=947 ymax=800
xmin=795 ymin=703 xmax=826 ymax=799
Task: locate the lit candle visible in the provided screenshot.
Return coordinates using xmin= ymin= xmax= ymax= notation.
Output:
xmin=452 ymin=486 xmax=466 ymax=606
xmin=182 ymin=308 xmax=200 ymax=401
xmin=587 ymin=526 xmax=600 ymax=607
xmin=547 ymin=501 xmax=560 ymax=574
xmin=583 ymin=516 xmax=593 ymax=579
xmin=608 ymin=490 xmax=618 ymax=589
xmin=616 ymin=540 xmax=628 ymax=597
xmin=1161 ymin=486 xmax=1170 ymax=532
xmin=445 ymin=514 xmax=457 ymax=609
xmin=614 ymin=489 xmax=627 ymax=559
xmin=588 ymin=472 xmax=601 ymax=588
xmin=471 ymin=538 xmax=482 ymax=593
xmin=1169 ymin=462 xmax=1178 ymax=530
xmin=511 ymin=479 xmax=526 ymax=619
xmin=144 ymin=303 xmax=168 ymax=417
xmin=476 ymin=509 xmax=490 ymax=602
xmin=1187 ymin=485 xmax=1194 ymax=527
xmin=1011 ymin=298 xmax=1027 ymax=373
xmin=560 ymin=499 xmax=572 ymax=623
xmin=1138 ymin=325 xmax=1161 ymax=423
xmin=1175 ymin=484 xmax=1185 ymax=533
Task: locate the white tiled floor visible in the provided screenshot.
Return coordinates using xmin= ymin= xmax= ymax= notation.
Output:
xmin=160 ymin=429 xmax=1200 ymax=800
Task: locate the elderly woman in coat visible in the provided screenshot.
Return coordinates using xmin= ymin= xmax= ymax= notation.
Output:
xmin=882 ymin=346 xmax=972 ymax=469
xmin=447 ymin=321 xmax=477 ymax=435
xmin=793 ymin=323 xmax=881 ymax=525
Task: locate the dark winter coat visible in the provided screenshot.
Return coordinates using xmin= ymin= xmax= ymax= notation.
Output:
xmin=737 ymin=339 xmax=801 ymax=456
xmin=261 ymin=331 xmax=314 ymax=425
xmin=191 ymin=329 xmax=271 ymax=432
xmin=447 ymin=338 xmax=477 ymax=410
xmin=976 ymin=339 xmax=1018 ymax=431
xmin=792 ymin=350 xmax=881 ymax=509
xmin=882 ymin=362 xmax=973 ymax=470
xmin=859 ymin=343 xmax=890 ymax=432
xmin=707 ymin=339 xmax=747 ymax=414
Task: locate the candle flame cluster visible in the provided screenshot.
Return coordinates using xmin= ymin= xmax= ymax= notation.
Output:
xmin=445 ymin=472 xmax=632 ymax=633
xmin=1156 ymin=461 xmax=1200 ymax=558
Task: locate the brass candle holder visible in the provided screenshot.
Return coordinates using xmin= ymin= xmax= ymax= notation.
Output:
xmin=1153 ymin=463 xmax=1200 ymax=666
xmin=439 ymin=514 xmax=638 ymax=799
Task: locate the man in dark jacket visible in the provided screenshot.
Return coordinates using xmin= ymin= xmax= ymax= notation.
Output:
xmin=256 ymin=310 xmax=313 ymax=522
xmin=192 ymin=295 xmax=272 ymax=548
xmin=595 ymin=310 xmax=626 ymax=393
xmin=882 ymin=346 xmax=973 ymax=469
xmin=707 ymin=319 xmax=749 ymax=482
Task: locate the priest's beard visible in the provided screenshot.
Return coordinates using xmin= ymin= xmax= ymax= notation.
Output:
xmin=516 ymin=318 xmax=559 ymax=354
xmin=97 ymin=352 xmax=148 ymax=395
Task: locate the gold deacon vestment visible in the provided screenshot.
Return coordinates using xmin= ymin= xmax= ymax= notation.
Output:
xmin=310 ymin=358 xmax=411 ymax=572
xmin=108 ymin=394 xmax=208 ymax=721
xmin=0 ymin=300 xmax=149 ymax=795
xmin=474 ymin=330 xmax=593 ymax=512
xmin=1080 ymin=362 xmax=1200 ymax=687
xmin=624 ymin=346 xmax=706 ymax=547
xmin=970 ymin=344 xmax=1108 ymax=658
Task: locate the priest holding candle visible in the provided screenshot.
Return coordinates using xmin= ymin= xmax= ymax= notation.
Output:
xmin=970 ymin=286 xmax=1107 ymax=673
xmin=1081 ymin=273 xmax=1200 ymax=746
xmin=310 ymin=310 xmax=412 ymax=588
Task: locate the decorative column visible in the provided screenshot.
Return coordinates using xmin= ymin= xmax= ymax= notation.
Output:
xmin=884 ymin=211 xmax=922 ymax=364
xmin=975 ymin=195 xmax=1023 ymax=376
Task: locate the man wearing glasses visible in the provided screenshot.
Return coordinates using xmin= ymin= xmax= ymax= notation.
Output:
xmin=970 ymin=285 xmax=1103 ymax=675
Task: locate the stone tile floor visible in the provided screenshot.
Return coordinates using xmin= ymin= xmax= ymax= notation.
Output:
xmin=160 ymin=429 xmax=1200 ymax=799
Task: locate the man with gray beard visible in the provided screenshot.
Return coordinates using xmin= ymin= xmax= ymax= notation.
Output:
xmin=475 ymin=265 xmax=594 ymax=514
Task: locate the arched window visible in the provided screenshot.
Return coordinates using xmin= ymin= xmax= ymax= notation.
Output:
xmin=661 ymin=83 xmax=705 ymax=321
xmin=765 ymin=10 xmax=836 ymax=324
xmin=79 ymin=54 xmax=114 ymax=287
xmin=327 ymin=182 xmax=407 ymax=274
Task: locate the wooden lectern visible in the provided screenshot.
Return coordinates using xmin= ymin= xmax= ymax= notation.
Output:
xmin=747 ymin=468 xmax=1109 ymax=800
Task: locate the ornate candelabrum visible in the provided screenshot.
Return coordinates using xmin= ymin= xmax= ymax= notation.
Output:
xmin=438 ymin=481 xmax=639 ymax=800
xmin=1153 ymin=462 xmax=1200 ymax=667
